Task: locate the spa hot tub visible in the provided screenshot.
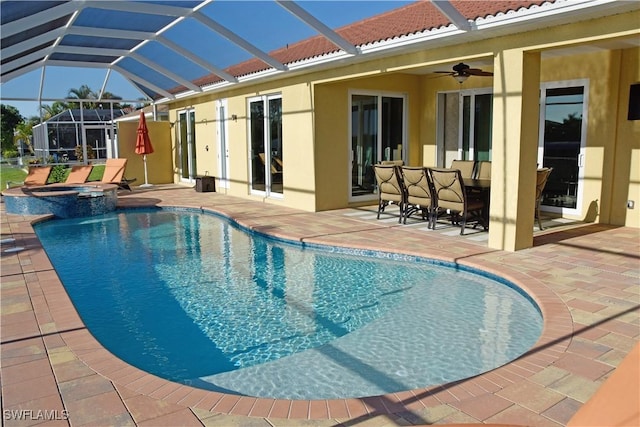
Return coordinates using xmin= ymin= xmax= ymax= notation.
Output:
xmin=2 ymin=183 xmax=118 ymax=218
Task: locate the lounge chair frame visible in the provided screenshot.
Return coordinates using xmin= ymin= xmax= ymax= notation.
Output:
xmin=401 ymin=166 xmax=435 ymax=228
xmin=429 ymin=167 xmax=488 ymax=235
xmin=373 ymin=164 xmax=405 ymax=223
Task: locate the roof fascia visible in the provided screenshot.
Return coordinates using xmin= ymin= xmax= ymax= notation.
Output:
xmin=472 ymin=0 xmax=632 ymax=31
xmin=275 ymin=0 xmax=358 ymax=55
xmin=430 ymin=0 xmax=472 ymax=31
xmin=192 ymin=11 xmax=286 ymax=71
xmin=1 ymin=1 xmax=82 ymax=38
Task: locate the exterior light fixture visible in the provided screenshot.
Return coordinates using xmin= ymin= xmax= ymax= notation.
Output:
xmin=454 ymin=74 xmax=469 ymax=84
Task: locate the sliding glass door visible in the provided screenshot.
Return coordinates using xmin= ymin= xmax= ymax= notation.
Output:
xmin=462 ymin=91 xmax=492 ymax=161
xmin=350 ymin=92 xmax=405 ymax=199
xmin=437 ymin=89 xmax=492 ymax=167
xmin=178 ymin=109 xmax=196 ymax=181
xmin=538 ymin=82 xmax=587 ymax=214
xmin=249 ymin=95 xmax=282 ymax=196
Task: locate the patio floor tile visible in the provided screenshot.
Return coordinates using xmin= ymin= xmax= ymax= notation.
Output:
xmin=1 ymin=186 xmax=638 ymax=426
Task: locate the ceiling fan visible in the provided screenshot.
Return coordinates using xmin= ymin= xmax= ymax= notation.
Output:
xmin=435 ymin=62 xmax=494 ymax=83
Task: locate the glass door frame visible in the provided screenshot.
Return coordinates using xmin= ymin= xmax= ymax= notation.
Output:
xmin=458 ymin=87 xmax=493 ymax=161
xmin=537 ymin=79 xmax=589 ymax=216
xmin=348 ymin=90 xmax=407 ymax=202
xmin=178 ymin=108 xmax=196 ymax=183
xmin=247 ymin=93 xmax=283 ymax=198
xmin=216 ymin=99 xmax=230 ymax=189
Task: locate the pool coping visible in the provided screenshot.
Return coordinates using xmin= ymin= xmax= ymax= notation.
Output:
xmin=3 ymin=187 xmax=637 ymax=425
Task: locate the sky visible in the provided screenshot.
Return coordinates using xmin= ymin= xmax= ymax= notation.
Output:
xmin=1 ymin=1 xmax=412 ymax=119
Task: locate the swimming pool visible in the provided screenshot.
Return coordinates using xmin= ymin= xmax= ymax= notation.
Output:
xmin=34 ymin=208 xmax=543 ymax=400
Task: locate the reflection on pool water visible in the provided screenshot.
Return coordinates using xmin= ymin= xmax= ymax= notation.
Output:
xmin=34 ymin=208 xmax=543 ymax=400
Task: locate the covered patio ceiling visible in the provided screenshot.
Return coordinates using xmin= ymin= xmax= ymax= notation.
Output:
xmin=1 ymin=0 xmax=638 ymax=107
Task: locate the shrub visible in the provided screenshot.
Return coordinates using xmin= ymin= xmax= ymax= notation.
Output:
xmin=2 ymin=149 xmax=18 ymax=158
xmin=50 ymin=165 xmax=67 ymax=183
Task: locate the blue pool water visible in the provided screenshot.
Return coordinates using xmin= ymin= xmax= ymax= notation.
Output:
xmin=34 ymin=208 xmax=542 ymax=399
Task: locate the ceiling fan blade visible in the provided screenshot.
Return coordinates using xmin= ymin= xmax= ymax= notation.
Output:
xmin=434 ymin=71 xmax=454 ymax=74
xmin=466 ymin=68 xmax=493 ymax=76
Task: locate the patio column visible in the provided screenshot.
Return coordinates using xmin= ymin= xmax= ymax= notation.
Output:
xmin=488 ymin=49 xmax=541 ymax=251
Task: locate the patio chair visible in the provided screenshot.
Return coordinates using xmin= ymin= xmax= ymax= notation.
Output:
xmin=429 ymin=167 xmax=487 ymax=235
xmin=373 ymin=164 xmax=405 ymax=223
xmin=381 ymin=160 xmax=404 ymax=166
xmin=401 ymin=166 xmax=435 ymax=227
xmin=96 ymin=158 xmax=136 ymax=190
xmin=64 ymin=164 xmax=93 ymax=184
xmin=475 ymin=161 xmax=492 ymax=180
xmin=450 ymin=160 xmax=475 ymax=180
xmin=535 ymin=167 xmax=553 ymax=230
xmin=6 ymin=165 xmax=53 ymax=188
xmin=258 ymin=152 xmax=282 ymax=184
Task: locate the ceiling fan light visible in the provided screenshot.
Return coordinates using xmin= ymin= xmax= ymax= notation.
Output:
xmin=453 ymin=74 xmax=469 ymax=84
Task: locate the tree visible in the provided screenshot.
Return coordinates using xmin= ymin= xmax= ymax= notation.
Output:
xmin=67 ymin=85 xmax=97 ymax=109
xmin=13 ymin=119 xmax=38 ymax=155
xmin=0 ymin=104 xmax=24 ymax=154
xmin=99 ymin=91 xmax=123 ymax=109
xmin=40 ymin=101 xmax=67 ymax=120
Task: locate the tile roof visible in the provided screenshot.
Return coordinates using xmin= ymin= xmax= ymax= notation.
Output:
xmin=190 ymin=0 xmax=550 ymax=91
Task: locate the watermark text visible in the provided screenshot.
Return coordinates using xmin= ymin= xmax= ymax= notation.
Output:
xmin=3 ymin=409 xmax=69 ymax=421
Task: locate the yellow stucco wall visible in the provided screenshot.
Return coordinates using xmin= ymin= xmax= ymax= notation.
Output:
xmin=164 ymin=9 xmax=639 ymax=232
xmin=313 ymin=73 xmax=422 ymax=210
xmin=615 ymin=48 xmax=640 ymax=228
xmin=117 ymin=120 xmax=173 ymax=185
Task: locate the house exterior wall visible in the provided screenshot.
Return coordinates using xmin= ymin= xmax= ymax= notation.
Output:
xmin=166 ymin=9 xmax=639 ymax=247
xmin=313 ymin=73 xmax=423 ymax=211
xmin=117 ymin=120 xmax=173 ymax=185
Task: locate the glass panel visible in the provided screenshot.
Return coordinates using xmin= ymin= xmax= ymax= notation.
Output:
xmin=179 ymin=112 xmax=189 ymax=179
xmin=474 ymin=94 xmax=492 ymax=161
xmin=189 ymin=111 xmax=196 ymax=179
xmin=218 ymin=104 xmax=227 ymax=185
xmin=178 ymin=110 xmax=196 ymax=180
xmin=381 ymin=97 xmax=403 ymax=161
xmin=442 ymin=93 xmax=459 ymax=167
xmin=541 ymin=87 xmax=584 ymax=209
xmin=250 ymin=100 xmax=266 ymax=192
xmin=269 ymin=98 xmax=283 ymax=195
xmin=351 ymin=94 xmax=377 ymax=197
xmin=462 ymin=96 xmax=471 ymax=160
